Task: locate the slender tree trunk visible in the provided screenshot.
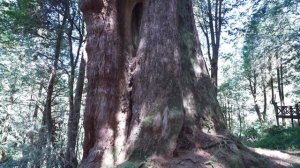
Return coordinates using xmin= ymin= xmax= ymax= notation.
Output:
xmin=271 ymin=77 xmax=280 ymax=126
xmin=262 ymin=80 xmax=267 ymax=121
xmin=223 ymin=102 xmax=228 ymax=127
xmin=67 ymin=28 xmax=75 ymax=136
xmin=211 ymin=55 xmax=218 ymax=92
xmin=238 ymin=104 xmax=242 ymax=138
xmin=65 ymin=3 xmax=86 ymax=166
xmin=248 ymin=72 xmax=263 ymax=125
xmin=196 ymin=0 xmax=223 ymax=95
xmin=207 ymin=0 xmax=219 ymax=91
xmin=271 ymin=77 xmax=275 ymax=103
xmin=235 ymin=96 xmax=243 ymax=138
xmin=65 ymin=55 xmax=86 ymax=168
xmin=228 ymin=104 xmax=233 ymax=131
xmin=276 ymin=54 xmax=285 ymax=107
xmin=280 ymin=63 xmax=285 ymax=105
xmin=44 ymin=12 xmax=67 ymax=143
xmin=33 ymin=83 xmax=43 ymax=119
xmin=277 ymin=59 xmax=285 ymax=125
xmin=271 ymin=76 xmax=277 ymax=108
xmin=277 ymin=67 xmax=283 ymax=106
xmin=79 ymin=0 xmax=278 ymax=167
xmin=41 ymin=8 xmax=68 ymax=168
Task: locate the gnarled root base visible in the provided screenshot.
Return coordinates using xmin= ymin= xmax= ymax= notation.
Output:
xmin=118 ymin=134 xmax=286 ymax=168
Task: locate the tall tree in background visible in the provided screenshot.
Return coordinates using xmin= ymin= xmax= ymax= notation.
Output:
xmin=242 ymin=0 xmax=299 ymax=125
xmin=194 ymin=0 xmax=224 ymax=94
xmin=64 ymin=0 xmax=86 ymax=167
xmin=44 ymin=2 xmax=68 ymax=144
xmin=79 ymin=0 xmax=276 ymax=167
xmin=242 ymin=22 xmax=267 ymax=125
xmin=0 ymin=0 xmax=87 ymax=166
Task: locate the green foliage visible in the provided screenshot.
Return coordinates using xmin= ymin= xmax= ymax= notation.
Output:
xmin=0 ymin=0 xmax=42 ymax=35
xmin=244 ymin=127 xmax=259 ymax=140
xmin=218 ymin=0 xmax=300 ymax=139
xmin=0 ymin=0 xmax=85 ymax=166
xmin=242 ymin=0 xmax=300 ymax=79
xmin=228 ymin=155 xmax=244 ymax=168
xmin=245 ymin=126 xmax=300 ymax=150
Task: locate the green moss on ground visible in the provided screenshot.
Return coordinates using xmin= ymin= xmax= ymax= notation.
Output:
xmin=228 ymin=155 xmax=244 ymax=168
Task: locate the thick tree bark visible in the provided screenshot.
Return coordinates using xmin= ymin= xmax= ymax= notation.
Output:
xmin=79 ymin=0 xmax=278 ymax=167
xmin=80 ymin=0 xmax=123 ymax=167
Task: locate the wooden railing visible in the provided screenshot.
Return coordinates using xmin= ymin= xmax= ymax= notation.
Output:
xmin=275 ymin=103 xmax=300 ymax=127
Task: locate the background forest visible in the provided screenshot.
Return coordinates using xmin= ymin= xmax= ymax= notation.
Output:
xmin=0 ymin=0 xmax=299 ymax=167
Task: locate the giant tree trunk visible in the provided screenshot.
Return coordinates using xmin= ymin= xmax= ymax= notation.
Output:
xmin=80 ymin=0 xmax=279 ymax=167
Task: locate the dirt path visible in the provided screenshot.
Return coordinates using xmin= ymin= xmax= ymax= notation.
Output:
xmin=250 ymin=148 xmax=300 ymax=167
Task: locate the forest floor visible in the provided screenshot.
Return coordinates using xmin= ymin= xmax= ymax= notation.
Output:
xmin=250 ymin=148 xmax=300 ymax=167
xmin=145 ymin=147 xmax=300 ymax=168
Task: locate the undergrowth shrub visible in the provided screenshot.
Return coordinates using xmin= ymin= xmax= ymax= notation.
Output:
xmin=244 ymin=125 xmax=300 ymax=150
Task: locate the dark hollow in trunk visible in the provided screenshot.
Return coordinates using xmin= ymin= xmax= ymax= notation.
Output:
xmin=131 ymin=2 xmax=143 ymax=50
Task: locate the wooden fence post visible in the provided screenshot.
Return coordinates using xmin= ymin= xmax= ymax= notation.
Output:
xmin=290 ymin=106 xmax=294 ymax=128
xmin=296 ymin=104 xmax=300 ymax=126
xmin=275 ymin=103 xmax=279 ymax=126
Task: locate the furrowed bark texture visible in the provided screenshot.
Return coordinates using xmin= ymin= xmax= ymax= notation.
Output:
xmin=80 ymin=0 xmax=228 ymax=167
xmin=80 ymin=0 xmax=123 ymax=167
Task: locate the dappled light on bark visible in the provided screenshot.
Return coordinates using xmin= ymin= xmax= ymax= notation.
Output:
xmin=1 ymin=0 xmax=300 ymax=167
xmin=78 ymin=0 xmax=283 ymax=167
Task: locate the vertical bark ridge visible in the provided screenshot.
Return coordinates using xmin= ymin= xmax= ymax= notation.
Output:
xmin=80 ymin=0 xmax=125 ymax=167
xmin=175 ymin=0 xmax=226 ymax=152
xmin=123 ymin=0 xmax=185 ymax=160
